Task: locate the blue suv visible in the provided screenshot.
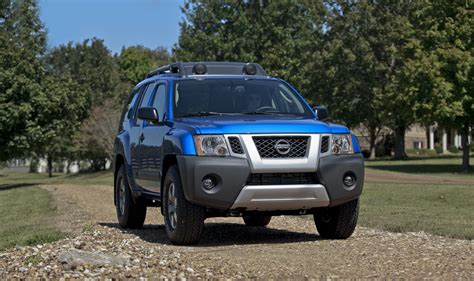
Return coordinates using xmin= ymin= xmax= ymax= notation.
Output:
xmin=113 ymin=62 xmax=364 ymax=245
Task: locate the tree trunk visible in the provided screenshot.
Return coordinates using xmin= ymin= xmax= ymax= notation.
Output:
xmin=66 ymin=160 xmax=72 ymax=174
xmin=394 ymin=125 xmax=406 ymax=160
xmin=369 ymin=126 xmax=377 ymax=160
xmin=47 ymin=156 xmax=53 ymax=178
xmin=425 ymin=125 xmax=430 ymax=149
xmin=461 ymin=122 xmax=470 ymax=172
xmin=29 ymin=157 xmax=38 ymax=173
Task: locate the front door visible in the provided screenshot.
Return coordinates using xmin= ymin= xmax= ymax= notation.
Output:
xmin=137 ymin=82 xmax=169 ymax=193
xmin=133 ymin=82 xmax=157 ymax=189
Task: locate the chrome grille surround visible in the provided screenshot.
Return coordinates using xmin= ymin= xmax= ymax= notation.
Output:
xmin=225 ymin=134 xmax=321 ymax=173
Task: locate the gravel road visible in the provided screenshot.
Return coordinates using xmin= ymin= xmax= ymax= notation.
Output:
xmin=0 ymin=182 xmax=472 ymax=279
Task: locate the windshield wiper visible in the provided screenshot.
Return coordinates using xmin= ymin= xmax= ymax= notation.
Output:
xmin=242 ymin=111 xmax=292 ymax=115
xmin=177 ymin=111 xmax=236 ymax=117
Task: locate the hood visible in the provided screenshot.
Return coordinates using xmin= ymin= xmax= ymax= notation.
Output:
xmin=174 ymin=115 xmax=349 ymax=134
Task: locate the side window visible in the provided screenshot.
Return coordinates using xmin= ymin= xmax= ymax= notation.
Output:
xmin=126 ymin=89 xmax=141 ymax=120
xmin=133 ymin=82 xmax=157 ymax=125
xmin=139 ymin=83 xmax=157 ymax=108
xmin=151 ymin=84 xmax=167 ymax=122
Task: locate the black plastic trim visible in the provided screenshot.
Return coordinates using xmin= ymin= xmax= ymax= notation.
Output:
xmin=317 ymin=154 xmax=364 ymax=207
xmin=176 ymin=155 xmax=250 ymax=210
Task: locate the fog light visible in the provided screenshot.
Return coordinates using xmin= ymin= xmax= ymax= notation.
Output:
xmin=202 ymin=176 xmax=216 ymax=190
xmin=343 ymin=174 xmax=355 ymax=187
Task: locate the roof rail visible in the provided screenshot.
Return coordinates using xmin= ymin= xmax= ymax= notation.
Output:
xmin=146 ymin=62 xmax=268 ymax=78
xmin=146 ymin=62 xmax=187 ymax=78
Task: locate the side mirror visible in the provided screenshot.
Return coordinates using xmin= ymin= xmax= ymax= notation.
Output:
xmin=313 ymin=105 xmax=330 ymax=121
xmin=137 ymin=107 xmax=159 ymax=123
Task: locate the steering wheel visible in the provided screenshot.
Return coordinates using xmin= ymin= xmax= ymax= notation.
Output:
xmin=255 ymin=106 xmax=277 ymax=113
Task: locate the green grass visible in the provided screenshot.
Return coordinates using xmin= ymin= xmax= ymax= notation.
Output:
xmin=359 ymin=182 xmax=474 ymax=240
xmin=0 ymin=169 xmax=113 ymax=187
xmin=1 ymin=165 xmax=473 ymax=243
xmin=0 ymin=186 xmax=65 ymax=251
xmin=365 ymin=156 xmax=474 ymax=177
xmin=0 ymin=170 xmax=111 ymax=251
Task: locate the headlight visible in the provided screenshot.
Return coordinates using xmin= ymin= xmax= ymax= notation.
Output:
xmin=332 ymin=134 xmax=354 ymax=155
xmin=194 ymin=135 xmax=230 ymax=156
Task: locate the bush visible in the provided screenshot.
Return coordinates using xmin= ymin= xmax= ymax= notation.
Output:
xmin=434 ymin=145 xmax=443 ymax=154
xmin=361 ymin=149 xmax=371 ymax=158
xmin=406 ymin=148 xmax=437 ymax=157
xmin=448 ymin=145 xmax=459 ymax=154
xmin=375 ymin=145 xmax=389 ymax=157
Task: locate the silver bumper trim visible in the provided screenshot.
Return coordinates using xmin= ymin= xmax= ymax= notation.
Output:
xmin=230 ymin=184 xmax=330 ymax=211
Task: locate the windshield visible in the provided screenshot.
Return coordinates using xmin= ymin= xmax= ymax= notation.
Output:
xmin=173 ymin=79 xmax=314 ymax=118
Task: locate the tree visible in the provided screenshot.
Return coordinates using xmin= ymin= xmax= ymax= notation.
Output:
xmin=0 ymin=0 xmax=46 ymax=161
xmin=317 ymin=1 xmax=390 ymax=159
xmin=45 ymin=38 xmax=122 ymax=107
xmin=74 ymin=99 xmax=120 ymax=170
xmin=319 ymin=1 xmax=455 ymax=160
xmin=117 ymin=45 xmax=170 ymax=86
xmin=27 ymin=74 xmax=87 ymax=177
xmin=420 ymin=1 xmax=473 ymax=171
xmin=174 ymin=0 xmax=324 ymax=95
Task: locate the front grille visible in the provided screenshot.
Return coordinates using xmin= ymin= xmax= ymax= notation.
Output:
xmin=321 ymin=136 xmax=329 ymax=153
xmin=246 ymin=173 xmax=319 ymax=185
xmin=228 ymin=137 xmax=244 ymax=154
xmin=252 ymin=136 xmax=309 ymax=158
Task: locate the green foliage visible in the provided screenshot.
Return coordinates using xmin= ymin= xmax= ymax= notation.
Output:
xmin=174 ymin=0 xmax=324 ymax=95
xmin=27 ymin=74 xmax=88 ymax=161
xmin=45 ymin=38 xmax=122 ymax=106
xmin=118 ymin=45 xmax=170 ymax=85
xmin=434 ymin=145 xmax=444 ymax=155
xmin=0 ymin=0 xmax=46 ymax=161
xmin=448 ymin=145 xmax=460 ymax=154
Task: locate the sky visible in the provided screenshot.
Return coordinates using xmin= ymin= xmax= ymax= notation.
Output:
xmin=38 ymin=0 xmax=184 ymax=54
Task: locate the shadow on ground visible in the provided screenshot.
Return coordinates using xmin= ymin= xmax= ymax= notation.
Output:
xmin=100 ymin=221 xmax=321 ymax=247
xmin=368 ymin=164 xmax=472 ymax=174
xmin=0 ymin=183 xmax=39 ymax=191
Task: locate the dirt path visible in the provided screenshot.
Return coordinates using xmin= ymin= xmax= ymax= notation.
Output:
xmin=0 ymin=182 xmax=471 ymax=279
xmin=365 ymin=168 xmax=474 ymax=185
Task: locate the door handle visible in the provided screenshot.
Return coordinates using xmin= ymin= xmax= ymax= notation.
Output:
xmin=139 ymin=133 xmax=145 ymax=142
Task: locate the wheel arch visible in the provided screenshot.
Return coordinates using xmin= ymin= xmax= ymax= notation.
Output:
xmin=160 ymin=154 xmax=178 ymax=214
xmin=114 ymin=153 xmax=125 ymax=206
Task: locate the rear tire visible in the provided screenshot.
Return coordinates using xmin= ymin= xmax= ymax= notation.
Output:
xmin=115 ymin=165 xmax=146 ymax=229
xmin=163 ymin=165 xmax=205 ymax=245
xmin=313 ymin=198 xmax=359 ymax=239
xmin=243 ymin=215 xmax=272 ymax=227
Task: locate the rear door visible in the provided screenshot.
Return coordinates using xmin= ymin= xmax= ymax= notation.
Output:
xmin=136 ymin=81 xmax=169 ymax=193
xmin=129 ymin=85 xmax=147 ymax=180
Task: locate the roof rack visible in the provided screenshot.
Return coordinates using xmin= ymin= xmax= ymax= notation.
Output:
xmin=146 ymin=62 xmax=268 ymax=78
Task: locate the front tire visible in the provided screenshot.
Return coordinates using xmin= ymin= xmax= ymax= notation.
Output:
xmin=313 ymin=198 xmax=359 ymax=239
xmin=243 ymin=215 xmax=272 ymax=227
xmin=163 ymin=165 xmax=205 ymax=245
xmin=115 ymin=165 xmax=146 ymax=229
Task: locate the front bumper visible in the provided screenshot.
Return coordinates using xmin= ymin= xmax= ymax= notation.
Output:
xmin=176 ymin=154 xmax=364 ymax=211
